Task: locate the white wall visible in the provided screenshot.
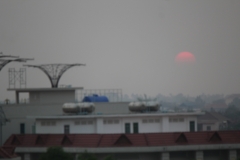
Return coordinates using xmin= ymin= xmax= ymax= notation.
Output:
xmin=98 ymin=116 xmax=162 ymax=134
xmin=162 ymin=116 xmax=169 ymax=132
xmin=167 ymin=116 xmax=197 ymax=132
xmin=2 ymin=103 xmax=63 ymax=144
xmin=35 ymin=115 xmax=198 ymax=134
xmin=71 ymin=119 xmax=96 ymax=133
xmin=168 ymin=121 xmax=187 ymax=132
xmin=1 ymin=102 xmax=130 ymax=143
xmin=29 ymin=90 xmax=75 ymax=104
xmin=36 ymin=119 xmax=63 ymax=134
xmin=139 ymin=117 xmax=161 ymax=133
xmin=101 ymin=118 xmax=122 ymax=133
xmin=36 ymin=119 xmax=96 ymax=134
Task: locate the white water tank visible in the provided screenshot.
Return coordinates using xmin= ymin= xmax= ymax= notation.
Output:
xmin=62 ymin=102 xmax=95 ymax=114
xmin=128 ymin=101 xmax=160 ymax=112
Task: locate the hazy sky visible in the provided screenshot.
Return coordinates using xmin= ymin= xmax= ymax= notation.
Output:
xmin=0 ymin=0 xmax=240 ymax=100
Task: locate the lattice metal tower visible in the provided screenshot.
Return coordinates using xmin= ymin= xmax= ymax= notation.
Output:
xmin=24 ymin=64 xmax=85 ymax=88
xmin=8 ymin=68 xmax=27 ymax=88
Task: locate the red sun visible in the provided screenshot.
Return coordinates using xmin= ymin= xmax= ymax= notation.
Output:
xmin=175 ymin=51 xmax=196 ymax=63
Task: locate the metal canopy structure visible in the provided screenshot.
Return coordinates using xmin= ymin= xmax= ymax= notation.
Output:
xmin=24 ymin=64 xmax=85 ymax=88
xmin=0 ymin=52 xmax=33 ymax=72
xmin=0 ymin=54 xmax=18 ymax=58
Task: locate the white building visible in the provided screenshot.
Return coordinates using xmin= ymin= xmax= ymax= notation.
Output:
xmin=3 ymin=87 xmax=240 ymax=160
xmin=1 ymin=87 xmax=204 ymax=146
xmin=33 ymin=112 xmax=202 ymax=134
xmin=197 ymin=111 xmax=230 ymax=131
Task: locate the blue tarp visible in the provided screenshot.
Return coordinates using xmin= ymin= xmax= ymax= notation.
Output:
xmin=82 ymin=94 xmax=109 ymax=102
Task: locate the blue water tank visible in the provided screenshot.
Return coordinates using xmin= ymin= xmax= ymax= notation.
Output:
xmin=82 ymin=94 xmax=109 ymax=102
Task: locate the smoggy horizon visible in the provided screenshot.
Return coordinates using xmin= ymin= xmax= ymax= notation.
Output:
xmin=1 ymin=0 xmax=240 ymax=100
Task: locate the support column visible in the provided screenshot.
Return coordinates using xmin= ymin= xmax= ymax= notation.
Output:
xmin=24 ymin=153 xmax=31 ymax=160
xmin=16 ymin=91 xmax=19 ymax=104
xmin=161 ymin=152 xmax=170 ymax=160
xmin=162 ymin=117 xmax=169 ymax=132
xmin=195 ymin=151 xmax=203 ymax=160
xmin=229 ymin=150 xmax=237 ymax=160
xmin=96 ymin=118 xmax=103 ymax=133
xmin=75 ymin=154 xmax=79 ymax=160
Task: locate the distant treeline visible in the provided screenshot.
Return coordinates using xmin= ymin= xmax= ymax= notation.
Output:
xmin=123 ymin=93 xmax=225 ymax=104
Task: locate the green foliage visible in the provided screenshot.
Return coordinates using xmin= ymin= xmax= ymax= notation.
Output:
xmin=223 ymin=104 xmax=240 ymax=130
xmin=77 ymin=151 xmax=117 ymax=160
xmin=225 ymin=105 xmax=240 ymax=120
xmin=39 ymin=146 xmax=74 ymax=160
xmin=195 ymin=96 xmax=205 ymax=107
xmin=77 ymin=151 xmax=97 ymax=160
xmin=103 ymin=155 xmax=116 ymax=160
xmin=230 ymin=97 xmax=240 ymax=108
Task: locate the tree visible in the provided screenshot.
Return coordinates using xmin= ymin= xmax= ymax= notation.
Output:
xmin=230 ymin=97 xmax=240 ymax=108
xmin=39 ymin=146 xmax=74 ymax=160
xmin=195 ymin=96 xmax=205 ymax=107
xmin=103 ymin=155 xmax=116 ymax=160
xmin=224 ymin=105 xmax=240 ymax=120
xmin=223 ymin=105 xmax=240 ymax=130
xmin=77 ymin=151 xmax=97 ymax=160
xmin=77 ymin=151 xmax=116 ymax=160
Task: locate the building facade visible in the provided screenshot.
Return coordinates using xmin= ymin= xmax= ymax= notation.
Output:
xmin=34 ymin=112 xmax=200 ymax=134
xmin=2 ymin=87 xmax=239 ymax=160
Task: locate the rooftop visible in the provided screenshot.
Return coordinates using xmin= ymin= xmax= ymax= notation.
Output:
xmin=7 ymin=87 xmax=83 ymax=92
xmin=3 ymin=131 xmax=240 ymax=150
xmin=28 ymin=111 xmax=205 ymax=119
xmin=0 ymin=147 xmax=18 ymax=159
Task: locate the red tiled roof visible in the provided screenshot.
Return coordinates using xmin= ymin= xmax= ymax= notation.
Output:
xmin=3 ymin=131 xmax=240 ymax=148
xmin=0 ymin=147 xmax=18 ymax=159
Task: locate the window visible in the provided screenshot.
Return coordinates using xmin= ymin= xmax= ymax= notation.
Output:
xmin=64 ymin=125 xmax=70 ymax=134
xmin=125 ymin=123 xmax=131 ymax=134
xmin=41 ymin=121 xmax=46 ymax=126
xmin=148 ymin=119 xmax=154 ymax=123
xmin=179 ymin=118 xmax=184 ymax=122
xmin=108 ymin=120 xmax=113 ymax=124
xmin=41 ymin=121 xmax=56 ymax=126
xmin=20 ymin=123 xmax=25 ymax=134
xmin=142 ymin=119 xmax=160 ymax=123
xmin=207 ymin=126 xmax=211 ymax=131
xmin=114 ymin=120 xmax=119 ymax=124
xmin=133 ymin=123 xmax=139 ymax=134
xmin=169 ymin=117 xmax=184 ymax=123
xmin=75 ymin=120 xmax=93 ymax=125
xmin=189 ymin=121 xmax=195 ymax=132
xmin=173 ymin=118 xmax=178 ymax=122
xmin=103 ymin=119 xmax=119 ymax=124
xmin=75 ymin=121 xmax=80 ymax=125
xmin=81 ymin=121 xmax=87 ymax=125
xmin=87 ymin=120 xmax=93 ymax=125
